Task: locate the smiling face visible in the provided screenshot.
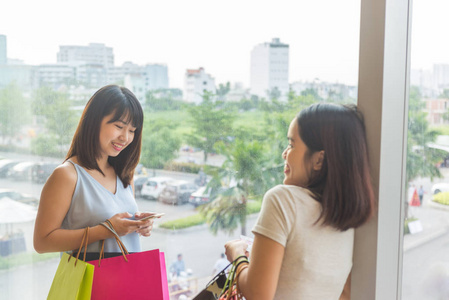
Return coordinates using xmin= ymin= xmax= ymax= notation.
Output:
xmin=282 ymin=118 xmax=324 ymax=187
xmin=98 ymin=112 xmax=136 ymax=160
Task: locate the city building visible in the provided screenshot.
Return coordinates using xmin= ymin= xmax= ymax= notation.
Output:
xmin=250 ymin=38 xmax=289 ymax=100
xmin=290 ymin=80 xmax=357 ymax=102
xmin=124 ymin=74 xmax=146 ymax=104
xmin=184 ymin=67 xmax=216 ymax=104
xmin=0 ymin=34 xmax=6 ymax=65
xmin=57 ymin=43 xmax=114 ymax=68
xmin=144 ymin=64 xmax=169 ymax=90
xmin=433 ymin=63 xmax=449 ymax=90
xmin=34 ymin=63 xmax=75 ymax=88
xmin=424 ymin=98 xmax=449 ymax=125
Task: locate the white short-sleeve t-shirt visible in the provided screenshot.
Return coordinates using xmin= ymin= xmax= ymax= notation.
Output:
xmin=252 ymin=185 xmax=354 ymax=300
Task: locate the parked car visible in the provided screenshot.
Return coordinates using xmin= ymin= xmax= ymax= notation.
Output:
xmin=159 ymin=180 xmax=198 ymax=205
xmin=431 ymin=182 xmax=449 ymax=195
xmin=0 ymin=159 xmax=22 ymax=178
xmin=0 ymin=188 xmax=39 ymax=207
xmin=141 ymin=176 xmax=173 ymax=200
xmin=9 ymin=161 xmax=36 ymax=181
xmin=134 ymin=176 xmax=149 ymax=197
xmin=188 ymin=186 xmax=223 ymax=207
xmin=31 ymin=162 xmax=59 ymax=183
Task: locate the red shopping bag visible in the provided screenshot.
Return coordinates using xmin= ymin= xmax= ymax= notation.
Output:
xmin=88 ymin=221 xmax=169 ymax=300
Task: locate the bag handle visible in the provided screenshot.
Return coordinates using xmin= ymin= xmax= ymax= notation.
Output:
xmin=68 ymin=227 xmax=90 ymax=266
xmin=97 ymin=219 xmax=129 ymax=266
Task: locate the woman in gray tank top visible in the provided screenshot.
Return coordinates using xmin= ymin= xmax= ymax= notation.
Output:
xmin=34 ymin=85 xmax=157 ymax=259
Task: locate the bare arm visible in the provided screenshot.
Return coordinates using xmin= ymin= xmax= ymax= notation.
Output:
xmin=33 ymin=162 xmax=150 ymax=253
xmin=225 ymin=233 xmax=285 ymax=300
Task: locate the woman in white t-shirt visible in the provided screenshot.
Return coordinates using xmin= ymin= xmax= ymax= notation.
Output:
xmin=224 ymin=103 xmax=375 ymax=300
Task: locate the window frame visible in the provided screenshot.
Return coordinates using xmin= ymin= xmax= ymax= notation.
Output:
xmin=352 ymin=0 xmax=412 ymax=298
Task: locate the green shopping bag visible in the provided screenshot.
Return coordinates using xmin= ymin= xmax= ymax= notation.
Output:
xmin=47 ymin=228 xmax=94 ymax=300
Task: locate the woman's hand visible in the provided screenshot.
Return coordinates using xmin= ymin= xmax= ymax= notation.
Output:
xmin=224 ymin=239 xmax=249 ymax=262
xmin=134 ymin=212 xmax=156 ymax=237
xmin=107 ymin=212 xmax=152 ymax=236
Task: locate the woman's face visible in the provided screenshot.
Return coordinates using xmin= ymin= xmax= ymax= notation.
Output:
xmin=282 ymin=118 xmax=313 ymax=187
xmin=98 ymin=112 xmax=136 ymax=160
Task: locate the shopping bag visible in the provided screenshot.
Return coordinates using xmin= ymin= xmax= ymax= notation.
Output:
xmin=192 ymin=263 xmax=231 ymax=300
xmin=47 ymin=228 xmax=94 ymax=300
xmin=89 ymin=221 xmax=169 ymax=300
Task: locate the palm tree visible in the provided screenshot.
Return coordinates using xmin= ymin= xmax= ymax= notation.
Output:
xmin=201 ymin=139 xmax=265 ymax=235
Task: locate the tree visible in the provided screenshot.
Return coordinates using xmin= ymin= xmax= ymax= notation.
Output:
xmin=406 ymin=86 xmax=444 ymax=184
xmin=216 ymin=82 xmax=231 ymax=100
xmin=300 ymin=88 xmax=323 ymax=101
xmin=438 ymin=88 xmax=449 ymax=99
xmin=145 ymin=88 xmax=184 ymax=111
xmin=201 ymin=139 xmax=266 ymax=235
xmin=406 ymin=86 xmax=445 ymax=217
xmin=140 ymin=127 xmax=181 ymax=170
xmin=187 ymin=91 xmax=235 ymax=162
xmin=31 ymin=87 xmax=78 ymax=156
xmin=0 ymin=83 xmax=30 ymax=143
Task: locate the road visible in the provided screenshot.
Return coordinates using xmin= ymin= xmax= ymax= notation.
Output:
xmin=402 ymin=230 xmax=449 ymax=299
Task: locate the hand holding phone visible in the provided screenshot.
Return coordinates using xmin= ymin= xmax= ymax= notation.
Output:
xmin=138 ymin=213 xmax=165 ymax=221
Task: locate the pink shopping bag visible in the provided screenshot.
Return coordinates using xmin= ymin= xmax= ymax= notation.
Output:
xmin=89 ymin=248 xmax=169 ymax=300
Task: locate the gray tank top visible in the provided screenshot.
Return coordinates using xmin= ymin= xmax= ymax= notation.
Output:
xmin=62 ymin=160 xmax=141 ymax=253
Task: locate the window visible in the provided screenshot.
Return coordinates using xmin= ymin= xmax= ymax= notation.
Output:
xmin=0 ymin=1 xmax=372 ymax=299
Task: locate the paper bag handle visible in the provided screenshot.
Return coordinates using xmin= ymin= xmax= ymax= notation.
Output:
xmin=97 ymin=220 xmax=129 ymax=266
xmin=68 ymin=227 xmax=90 ymax=266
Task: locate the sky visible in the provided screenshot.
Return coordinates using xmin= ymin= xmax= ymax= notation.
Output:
xmin=1 ymin=0 xmax=448 ymax=89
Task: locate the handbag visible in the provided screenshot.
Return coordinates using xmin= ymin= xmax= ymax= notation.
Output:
xmin=88 ymin=221 xmax=170 ymax=300
xmin=47 ymin=227 xmax=94 ymax=300
xmin=192 ymin=263 xmax=231 ymax=300
xmin=193 ymin=256 xmax=247 ymax=300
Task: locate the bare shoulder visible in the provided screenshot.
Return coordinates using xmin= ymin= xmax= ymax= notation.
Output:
xmin=45 ymin=160 xmax=77 ymax=188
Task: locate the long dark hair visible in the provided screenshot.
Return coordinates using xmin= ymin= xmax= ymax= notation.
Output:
xmin=297 ymin=103 xmax=375 ymax=231
xmin=66 ymin=85 xmax=144 ymax=187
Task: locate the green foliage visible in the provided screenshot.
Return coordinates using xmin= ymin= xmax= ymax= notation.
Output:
xmin=164 ymin=161 xmax=202 ymax=174
xmin=145 ymin=88 xmax=185 ymax=111
xmin=158 ymin=199 xmax=262 ymax=231
xmin=30 ymin=134 xmax=64 ymax=157
xmin=438 ymin=88 xmax=449 ymax=99
xmin=200 ymin=186 xmax=248 ymax=235
xmin=140 ymin=126 xmax=181 ymax=169
xmin=31 ymin=87 xmax=78 ymax=154
xmin=0 ymin=83 xmax=31 ymax=141
xmin=300 ymin=88 xmax=323 ymax=101
xmin=432 ymin=192 xmax=449 ymax=205
xmin=406 ymin=86 xmax=444 ymax=184
xmin=159 ymin=213 xmax=206 ymax=230
xmin=216 ymin=82 xmax=231 ymax=99
xmin=187 ymin=92 xmax=236 ymax=162
xmin=0 ymin=252 xmax=58 ymax=270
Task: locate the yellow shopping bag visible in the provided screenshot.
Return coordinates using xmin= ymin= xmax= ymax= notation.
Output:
xmin=47 ymin=228 xmax=94 ymax=300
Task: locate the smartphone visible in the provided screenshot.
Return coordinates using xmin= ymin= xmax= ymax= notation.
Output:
xmin=137 ymin=213 xmax=165 ymax=221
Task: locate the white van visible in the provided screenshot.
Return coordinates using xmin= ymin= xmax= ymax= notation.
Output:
xmin=140 ymin=176 xmax=172 ymax=200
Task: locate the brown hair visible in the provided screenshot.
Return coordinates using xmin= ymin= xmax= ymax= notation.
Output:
xmin=66 ymin=85 xmax=143 ymax=187
xmin=297 ymin=103 xmax=375 ymax=231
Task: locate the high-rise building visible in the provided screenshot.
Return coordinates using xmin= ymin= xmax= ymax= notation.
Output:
xmin=0 ymin=35 xmax=6 ymax=65
xmin=57 ymin=43 xmax=114 ymax=67
xmin=144 ymin=64 xmax=169 ymax=90
xmin=433 ymin=64 xmax=449 ymax=89
xmin=184 ymin=67 xmax=216 ymax=104
xmin=250 ymin=38 xmax=289 ymax=100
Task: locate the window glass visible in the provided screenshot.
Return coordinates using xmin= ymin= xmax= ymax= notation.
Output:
xmin=0 ymin=1 xmax=360 ymax=299
xmin=402 ymin=0 xmax=449 ymax=298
